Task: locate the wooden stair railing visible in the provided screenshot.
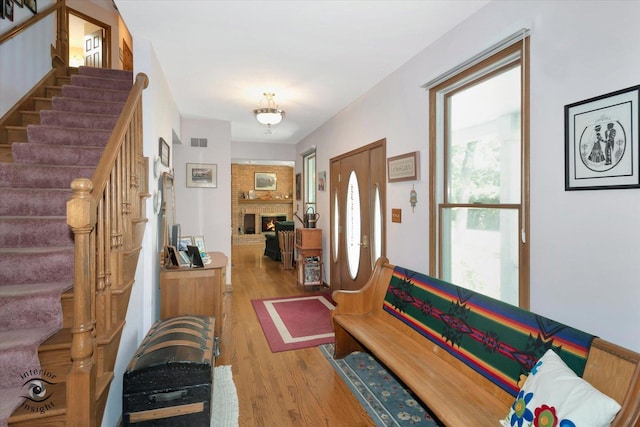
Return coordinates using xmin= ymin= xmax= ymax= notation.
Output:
xmin=66 ymin=72 xmax=149 ymax=427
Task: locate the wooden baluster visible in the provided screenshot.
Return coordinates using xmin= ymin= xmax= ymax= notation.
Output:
xmin=66 ymin=178 xmax=97 ymax=427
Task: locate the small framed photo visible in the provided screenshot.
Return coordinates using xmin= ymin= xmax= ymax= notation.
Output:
xmin=255 ymin=172 xmax=277 ymax=191
xmin=178 ymin=251 xmax=191 ymax=267
xmin=295 ymin=173 xmax=302 ymax=200
xmin=187 ymin=163 xmax=217 ymax=188
xmin=178 ymin=236 xmax=193 ymax=251
xmin=193 ymin=235 xmax=206 ymax=254
xmin=388 ymin=151 xmax=419 ymax=182
xmin=24 ymin=0 xmax=36 ymax=14
xmin=159 ymin=137 xmax=170 ymax=167
xmin=165 ymin=246 xmax=180 ymax=268
xmin=4 ymin=0 xmax=14 ymax=21
xmin=318 ymin=171 xmax=326 ymax=191
xmin=565 ymin=85 xmax=640 ymax=190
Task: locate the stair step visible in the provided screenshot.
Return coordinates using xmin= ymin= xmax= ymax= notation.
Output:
xmin=70 ymin=74 xmax=133 ymax=92
xmin=61 ymin=84 xmax=130 ymax=103
xmin=51 ymin=96 xmax=125 ymax=115
xmin=0 ymin=246 xmax=74 ymax=286
xmin=79 ymin=66 xmax=133 ymax=81
xmin=0 ymin=163 xmax=94 ymax=189
xmin=0 ymin=282 xmax=71 ymax=331
xmin=39 ymin=109 xmax=119 ymax=130
xmin=0 ymin=216 xmax=73 ymax=247
xmin=12 ymin=142 xmax=104 ymax=166
xmin=5 ymin=126 xmax=27 ymax=143
xmin=55 ymin=76 xmax=71 ymax=86
xmin=44 ymin=85 xmax=62 ymax=98
xmin=0 ymin=143 xmax=13 ymax=163
xmin=0 ymin=188 xmax=71 ymax=216
xmin=7 ymin=380 xmax=66 ymax=426
xmin=26 ymin=125 xmax=112 ymax=147
xmin=33 ymin=97 xmax=52 ymax=111
xmin=20 ymin=111 xmax=41 ymax=126
xmin=0 ymin=326 xmax=60 ymax=387
xmin=38 ymin=327 xmax=71 ymax=381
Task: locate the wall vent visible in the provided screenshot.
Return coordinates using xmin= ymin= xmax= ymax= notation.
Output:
xmin=190 ymin=137 xmax=208 ymax=147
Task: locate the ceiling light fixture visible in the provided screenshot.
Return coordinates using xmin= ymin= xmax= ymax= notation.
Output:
xmin=253 ymin=92 xmax=285 ymax=128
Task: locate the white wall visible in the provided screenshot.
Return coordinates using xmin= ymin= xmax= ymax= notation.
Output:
xmin=102 ymin=37 xmax=181 ymax=426
xmin=232 ymin=141 xmax=296 ymax=163
xmin=0 ymin=0 xmax=56 ymax=117
xmin=298 ymin=0 xmax=640 ymax=352
xmin=174 ymin=118 xmax=232 ymax=283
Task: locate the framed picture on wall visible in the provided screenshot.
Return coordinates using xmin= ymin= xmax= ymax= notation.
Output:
xmin=295 ymin=173 xmax=301 ymax=200
xmin=565 ymin=85 xmax=640 ymax=190
xmin=318 ymin=171 xmax=326 ymax=191
xmin=255 ymin=172 xmax=277 ymax=191
xmin=159 ymin=137 xmax=170 ymax=167
xmin=24 ymin=0 xmax=36 ymax=14
xmin=186 ymin=163 xmax=217 ymax=188
xmin=4 ymin=0 xmax=14 ymax=21
xmin=387 ymin=151 xmax=419 ymax=182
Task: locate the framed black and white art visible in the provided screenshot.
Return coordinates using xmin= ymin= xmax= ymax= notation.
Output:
xmin=565 ymin=85 xmax=640 ymax=191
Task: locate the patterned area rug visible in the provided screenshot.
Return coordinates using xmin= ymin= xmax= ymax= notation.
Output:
xmin=320 ymin=344 xmax=442 ymax=426
xmin=252 ymin=293 xmax=335 ymax=352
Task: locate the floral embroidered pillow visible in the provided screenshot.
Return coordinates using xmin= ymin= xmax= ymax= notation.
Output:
xmin=500 ymin=349 xmax=621 ymax=427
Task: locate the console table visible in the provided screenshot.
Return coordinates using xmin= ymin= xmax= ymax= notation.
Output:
xmin=159 ymin=251 xmax=227 ymax=337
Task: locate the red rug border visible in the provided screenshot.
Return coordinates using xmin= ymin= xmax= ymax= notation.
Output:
xmin=252 ymin=292 xmax=335 ymax=353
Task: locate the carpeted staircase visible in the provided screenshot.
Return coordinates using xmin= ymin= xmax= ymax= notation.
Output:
xmin=0 ymin=66 xmax=133 ymax=426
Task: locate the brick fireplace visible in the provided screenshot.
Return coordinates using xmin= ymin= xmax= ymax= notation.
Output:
xmin=231 ymin=163 xmax=295 ymax=245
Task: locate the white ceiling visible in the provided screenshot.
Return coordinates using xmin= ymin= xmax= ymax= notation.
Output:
xmin=114 ymin=0 xmax=489 ymax=145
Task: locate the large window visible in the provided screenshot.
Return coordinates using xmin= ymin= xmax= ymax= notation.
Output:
xmin=303 ymin=150 xmax=316 ymax=208
xmin=428 ymin=35 xmax=529 ymax=307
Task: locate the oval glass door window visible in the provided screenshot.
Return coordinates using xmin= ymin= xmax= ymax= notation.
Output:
xmin=372 ymin=184 xmax=382 ymax=264
xmin=333 ymin=189 xmax=339 ymax=262
xmin=346 ymin=171 xmax=361 ymax=279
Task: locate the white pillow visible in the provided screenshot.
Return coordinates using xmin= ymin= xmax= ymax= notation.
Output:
xmin=500 ymin=349 xmax=621 ymax=427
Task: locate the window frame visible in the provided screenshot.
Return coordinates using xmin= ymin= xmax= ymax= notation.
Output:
xmin=303 ymin=149 xmax=316 ymax=209
xmin=428 ymin=38 xmax=530 ymax=308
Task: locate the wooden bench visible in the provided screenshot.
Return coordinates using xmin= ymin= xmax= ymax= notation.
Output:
xmin=331 ymin=257 xmax=640 ymax=426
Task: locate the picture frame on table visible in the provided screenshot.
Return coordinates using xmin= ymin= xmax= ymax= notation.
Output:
xmin=24 ymin=0 xmax=36 ymax=14
xmin=165 ymin=246 xmax=180 ymax=268
xmin=564 ymin=85 xmax=640 ymax=191
xmin=193 ymin=235 xmax=206 ymax=254
xmin=178 ymin=236 xmax=193 ymax=251
xmin=387 ymin=151 xmax=419 ymax=182
xmin=159 ymin=137 xmax=170 ymax=167
xmin=186 ymin=163 xmax=217 ymax=188
xmin=255 ymin=172 xmax=277 ymax=191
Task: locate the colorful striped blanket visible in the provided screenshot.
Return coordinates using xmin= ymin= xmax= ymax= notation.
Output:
xmin=383 ymin=267 xmax=594 ymax=396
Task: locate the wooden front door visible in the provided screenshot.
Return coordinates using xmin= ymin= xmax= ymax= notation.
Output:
xmin=84 ymin=29 xmax=103 ymax=67
xmin=330 ymin=139 xmax=386 ymax=291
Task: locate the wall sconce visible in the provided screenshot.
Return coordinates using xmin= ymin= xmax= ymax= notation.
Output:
xmin=410 ymin=185 xmax=417 ymax=212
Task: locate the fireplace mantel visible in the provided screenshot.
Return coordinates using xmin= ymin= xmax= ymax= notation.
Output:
xmin=238 ymin=198 xmax=293 ymax=204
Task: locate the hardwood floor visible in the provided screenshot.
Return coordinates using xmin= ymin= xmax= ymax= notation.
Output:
xmin=216 ymin=245 xmax=373 ymax=426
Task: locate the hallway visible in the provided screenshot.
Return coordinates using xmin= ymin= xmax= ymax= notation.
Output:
xmin=216 ymin=245 xmax=373 ymax=426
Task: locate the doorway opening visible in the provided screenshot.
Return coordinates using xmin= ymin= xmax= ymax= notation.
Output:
xmin=68 ymin=8 xmax=111 ymax=69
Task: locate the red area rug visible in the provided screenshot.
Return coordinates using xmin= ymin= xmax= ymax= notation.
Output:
xmin=252 ymin=294 xmax=335 ymax=352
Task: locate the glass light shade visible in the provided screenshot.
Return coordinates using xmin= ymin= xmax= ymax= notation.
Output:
xmin=254 ymin=108 xmax=284 ymax=125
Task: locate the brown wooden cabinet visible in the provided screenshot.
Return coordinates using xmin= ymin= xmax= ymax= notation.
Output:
xmin=160 ymin=252 xmax=227 ymax=337
xmin=295 ymin=229 xmax=323 ymax=288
